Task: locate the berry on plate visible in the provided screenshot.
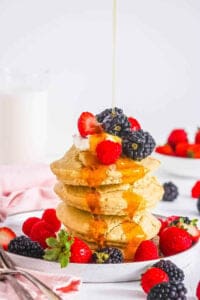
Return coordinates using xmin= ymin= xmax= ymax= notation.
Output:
xmin=42 ymin=208 xmax=61 ymax=232
xmin=70 ymin=237 xmax=92 ymax=263
xmin=147 ymin=281 xmax=187 ymax=300
xmin=30 ymin=220 xmax=56 ymax=249
xmin=8 ymin=235 xmax=44 ymax=258
xmin=152 ymin=259 xmax=184 ymax=283
xmin=155 ymin=144 xmax=175 ymax=156
xmin=162 ymin=182 xmax=179 ymax=202
xmin=22 ymin=217 xmax=41 ymax=236
xmin=0 ymin=227 xmax=16 ymax=250
xmin=78 ymin=112 xmax=102 ymax=137
xmin=141 ymin=267 xmax=169 ymax=293
xmin=191 ymin=181 xmax=200 ymax=198
xmin=175 ymin=142 xmax=189 ymax=157
xmin=195 ymin=128 xmax=200 ymax=144
xmin=96 ymin=140 xmax=122 ymax=165
xmin=196 ymin=281 xmax=200 ymax=300
xmin=92 ymin=247 xmax=124 ymax=264
xmin=197 ymin=198 xmax=200 ymax=214
xmin=134 ymin=240 xmax=159 ymax=262
xmin=128 ymin=117 xmax=141 ymax=131
xmin=167 ymin=129 xmax=188 ymax=148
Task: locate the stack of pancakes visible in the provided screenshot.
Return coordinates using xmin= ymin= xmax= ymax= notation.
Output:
xmin=51 ymin=139 xmax=163 ymax=260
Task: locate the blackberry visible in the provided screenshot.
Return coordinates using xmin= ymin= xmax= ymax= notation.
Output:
xmin=96 ymin=107 xmax=131 ymax=137
xmin=162 ymin=182 xmax=179 ymax=201
xmin=153 ymin=259 xmax=184 ymax=283
xmin=197 ymin=198 xmax=200 ymax=214
xmin=8 ymin=235 xmax=44 ymax=259
xmin=147 ymin=282 xmax=187 ymax=300
xmin=92 ymin=247 xmax=124 ymax=263
xmin=171 ymin=216 xmax=190 ymax=226
xmin=122 ymin=130 xmax=156 ymax=160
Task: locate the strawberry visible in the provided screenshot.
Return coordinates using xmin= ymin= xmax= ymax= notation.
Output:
xmin=159 ymin=226 xmax=193 ymax=256
xmin=191 ymin=181 xmax=200 ymax=198
xmin=196 ymin=281 xmax=200 ymax=300
xmin=128 ymin=117 xmax=141 ymax=131
xmin=134 ymin=240 xmax=159 ymax=262
xmin=78 ymin=112 xmax=102 ymax=137
xmin=158 ymin=216 xmax=179 ymax=236
xmin=42 ymin=208 xmax=61 ymax=232
xmin=155 ymin=144 xmax=175 ymax=156
xmin=96 ymin=140 xmax=122 ymax=165
xmin=30 ymin=220 xmax=56 ymax=248
xmin=0 ymin=227 xmax=16 ymax=250
xmin=195 ymin=128 xmax=200 ymax=144
xmin=175 ymin=142 xmax=189 ymax=157
xmin=70 ymin=237 xmax=92 ymax=263
xmin=22 ymin=217 xmax=41 ymax=236
xmin=141 ymin=267 xmax=169 ymax=293
xmin=167 ymin=129 xmax=188 ymax=149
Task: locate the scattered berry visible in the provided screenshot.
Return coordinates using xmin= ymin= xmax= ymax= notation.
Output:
xmin=153 ymin=259 xmax=184 ymax=283
xmin=78 ymin=112 xmax=102 ymax=137
xmin=175 ymin=142 xmax=189 ymax=157
xmin=147 ymin=281 xmax=187 ymax=300
xmin=155 ymin=144 xmax=175 ymax=156
xmin=70 ymin=237 xmax=92 ymax=263
xmin=122 ymin=130 xmax=156 ymax=161
xmin=162 ymin=182 xmax=179 ymax=202
xmin=192 ymin=181 xmax=200 ymax=198
xmin=170 ymin=216 xmax=200 ymax=243
xmin=159 ymin=226 xmax=193 ymax=256
xmin=158 ymin=216 xmax=179 ymax=236
xmin=0 ymin=227 xmax=16 ymax=250
xmin=22 ymin=217 xmax=41 ymax=236
xmin=141 ymin=267 xmax=169 ymax=293
xmin=96 ymin=140 xmax=122 ymax=165
xmin=92 ymin=247 xmax=124 ymax=263
xmin=195 ymin=128 xmax=200 ymax=144
xmin=30 ymin=220 xmax=56 ymax=248
xmin=42 ymin=209 xmax=61 ymax=232
xmin=128 ymin=117 xmax=141 ymax=131
xmin=167 ymin=129 xmax=188 ymax=149
xmin=8 ymin=235 xmax=44 ymax=259
xmin=197 ymin=198 xmax=200 ymax=214
xmin=134 ymin=240 xmax=159 ymax=262
xmin=196 ymin=281 xmax=200 ymax=300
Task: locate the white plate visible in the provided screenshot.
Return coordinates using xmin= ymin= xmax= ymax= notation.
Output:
xmin=3 ymin=210 xmax=200 ymax=283
xmin=154 ymin=152 xmax=200 ymax=178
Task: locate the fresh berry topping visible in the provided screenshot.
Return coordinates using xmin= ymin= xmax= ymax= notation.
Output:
xmin=158 ymin=216 xmax=180 ymax=236
xmin=78 ymin=112 xmax=102 ymax=137
xmin=8 ymin=235 xmax=44 ymax=258
xmin=191 ymin=181 xmax=200 ymax=198
xmin=153 ymin=259 xmax=184 ymax=283
xmin=162 ymin=182 xmax=179 ymax=202
xmin=147 ymin=281 xmax=187 ymax=300
xmin=122 ymin=130 xmax=156 ymax=161
xmin=170 ymin=216 xmax=200 ymax=243
xmin=167 ymin=129 xmax=188 ymax=149
xmin=0 ymin=227 xmax=16 ymax=250
xmin=196 ymin=281 xmax=200 ymax=300
xmin=22 ymin=217 xmax=41 ymax=236
xmin=96 ymin=140 xmax=122 ymax=165
xmin=134 ymin=240 xmax=159 ymax=262
xmin=197 ymin=198 xmax=200 ymax=214
xmin=195 ymin=128 xmax=200 ymax=144
xmin=141 ymin=267 xmax=169 ymax=293
xmin=70 ymin=237 xmax=92 ymax=263
xmin=96 ymin=107 xmax=131 ymax=137
xmin=42 ymin=209 xmax=61 ymax=232
xmin=175 ymin=142 xmax=189 ymax=157
xmin=155 ymin=144 xmax=175 ymax=156
xmin=30 ymin=220 xmax=56 ymax=248
xmin=128 ymin=117 xmax=141 ymax=131
xmin=159 ymin=226 xmax=193 ymax=256
xmin=92 ymin=247 xmax=124 ymax=263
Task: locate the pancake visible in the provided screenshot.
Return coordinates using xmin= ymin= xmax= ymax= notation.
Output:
xmin=54 ymin=175 xmax=164 ymax=216
xmin=51 ymin=146 xmax=160 ymax=187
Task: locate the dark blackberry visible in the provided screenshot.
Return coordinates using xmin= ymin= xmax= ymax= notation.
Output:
xmin=8 ymin=235 xmax=44 ymax=259
xmin=152 ymin=259 xmax=184 ymax=283
xmin=171 ymin=216 xmax=191 ymax=226
xmin=122 ymin=130 xmax=156 ymax=160
xmin=147 ymin=282 xmax=187 ymax=300
xmin=197 ymin=198 xmax=200 ymax=214
xmin=162 ymin=182 xmax=179 ymax=201
xmin=96 ymin=107 xmax=131 ymax=137
xmin=92 ymin=247 xmax=124 ymax=263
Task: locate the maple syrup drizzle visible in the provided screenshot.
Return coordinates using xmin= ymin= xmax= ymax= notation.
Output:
xmin=116 ymin=157 xmax=147 ymax=183
xmin=112 ymin=0 xmax=117 ymax=109
xmin=86 ymin=189 xmax=101 ymax=214
xmin=89 ymin=216 xmax=107 ymax=247
xmin=123 ymin=190 xmax=146 ymax=218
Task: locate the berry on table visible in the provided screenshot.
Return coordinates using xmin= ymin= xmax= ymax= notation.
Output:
xmin=96 ymin=140 xmax=122 ymax=165
xmin=78 ymin=112 xmax=102 ymax=137
xmin=0 ymin=227 xmax=16 ymax=250
xmin=147 ymin=281 xmax=187 ymax=300
xmin=92 ymin=247 xmax=124 ymax=263
xmin=141 ymin=267 xmax=169 ymax=293
xmin=42 ymin=208 xmax=61 ymax=232
xmin=191 ymin=181 xmax=200 ymax=198
xmin=128 ymin=117 xmax=141 ymax=131
xmin=8 ymin=235 xmax=44 ymax=259
xmin=196 ymin=281 xmax=200 ymax=300
xmin=134 ymin=240 xmax=159 ymax=262
xmin=155 ymin=144 xmax=175 ymax=156
xmin=167 ymin=129 xmax=188 ymax=149
xmin=162 ymin=182 xmax=179 ymax=201
xmin=22 ymin=217 xmax=40 ymax=236
xmin=152 ymin=259 xmax=184 ymax=283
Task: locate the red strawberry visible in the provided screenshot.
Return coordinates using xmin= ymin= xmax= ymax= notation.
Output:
xmin=191 ymin=181 xmax=200 ymax=198
xmin=42 ymin=209 xmax=61 ymax=232
xmin=128 ymin=117 xmax=141 ymax=131
xmin=155 ymin=144 xmax=175 ymax=156
xmin=96 ymin=140 xmax=122 ymax=165
xmin=175 ymin=142 xmax=189 ymax=157
xmin=141 ymin=267 xmax=169 ymax=293
xmin=159 ymin=226 xmax=193 ymax=256
xmin=195 ymin=128 xmax=200 ymax=144
xmin=158 ymin=216 xmax=179 ymax=236
xmin=167 ymin=129 xmax=188 ymax=149
xmin=70 ymin=237 xmax=92 ymax=263
xmin=0 ymin=227 xmax=16 ymax=250
xmin=196 ymin=281 xmax=200 ymax=300
xmin=134 ymin=240 xmax=159 ymax=262
xmin=22 ymin=217 xmax=41 ymax=236
xmin=30 ymin=220 xmax=56 ymax=249
xmin=78 ymin=112 xmax=102 ymax=137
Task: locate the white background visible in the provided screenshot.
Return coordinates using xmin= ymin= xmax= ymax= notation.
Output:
xmin=0 ymin=0 xmax=199 ymax=157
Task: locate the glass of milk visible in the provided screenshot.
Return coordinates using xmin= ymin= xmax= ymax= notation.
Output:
xmin=0 ymin=68 xmax=49 ymax=164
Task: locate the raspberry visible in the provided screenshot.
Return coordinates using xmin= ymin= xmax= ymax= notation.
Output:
xmin=134 ymin=240 xmax=159 ymax=262
xmin=153 ymin=259 xmax=184 ymax=283
xmin=147 ymin=282 xmax=187 ymax=300
xmin=191 ymin=181 xmax=200 ymax=198
xmin=155 ymin=144 xmax=175 ymax=156
xmin=42 ymin=209 xmax=61 ymax=232
xmin=162 ymin=182 xmax=179 ymax=202
xmin=128 ymin=117 xmax=141 ymax=131
xmin=196 ymin=281 xmax=200 ymax=300
xmin=22 ymin=217 xmax=41 ymax=236
xmin=167 ymin=129 xmax=188 ymax=149
xmin=141 ymin=267 xmax=169 ymax=293
xmin=30 ymin=220 xmax=56 ymax=249
xmin=159 ymin=226 xmax=193 ymax=256
xmin=70 ymin=237 xmax=92 ymax=263
xmin=92 ymin=247 xmax=124 ymax=264
xmin=96 ymin=140 xmax=122 ymax=165
xmin=195 ymin=128 xmax=200 ymax=144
